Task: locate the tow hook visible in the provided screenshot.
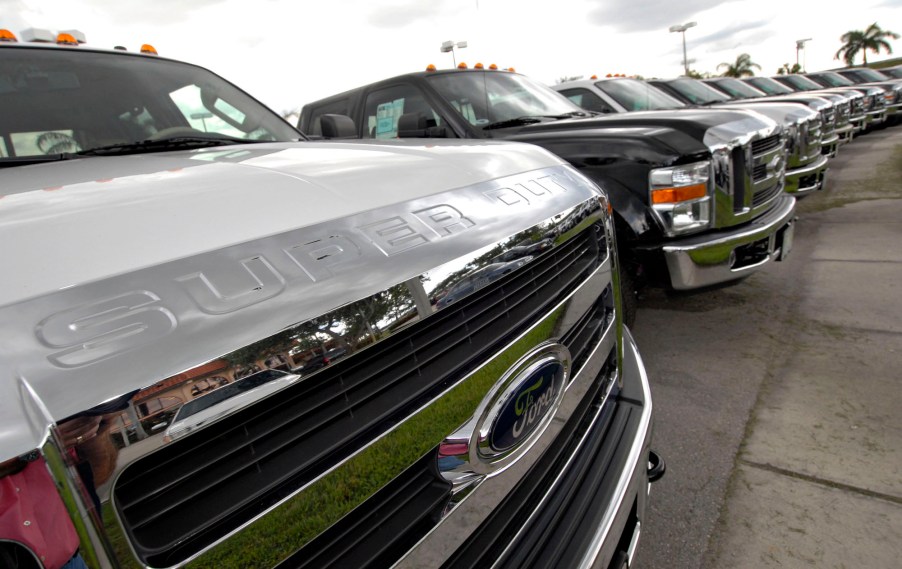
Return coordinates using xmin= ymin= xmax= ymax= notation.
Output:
xmin=648 ymin=450 xmax=666 ymax=483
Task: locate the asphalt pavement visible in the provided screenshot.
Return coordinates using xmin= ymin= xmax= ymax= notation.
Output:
xmin=631 ymin=124 xmax=902 ymax=568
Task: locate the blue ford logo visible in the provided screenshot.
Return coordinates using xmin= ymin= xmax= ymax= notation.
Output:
xmin=489 ymin=361 xmax=564 ymax=452
xmin=438 ymin=343 xmax=570 ymax=478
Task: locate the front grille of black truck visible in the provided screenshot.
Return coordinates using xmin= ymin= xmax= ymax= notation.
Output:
xmin=114 ymin=223 xmax=610 ymax=567
xmin=726 ymin=132 xmax=784 ymax=217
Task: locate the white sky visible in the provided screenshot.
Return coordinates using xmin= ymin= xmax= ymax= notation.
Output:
xmin=4 ymin=0 xmax=901 ymax=117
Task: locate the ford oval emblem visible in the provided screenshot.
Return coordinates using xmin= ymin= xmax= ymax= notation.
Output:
xmin=475 ymin=343 xmax=570 ymax=468
xmin=489 ymin=360 xmax=564 ymax=452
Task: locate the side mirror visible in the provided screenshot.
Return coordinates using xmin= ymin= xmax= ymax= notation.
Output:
xmin=320 ymin=114 xmax=357 ymax=139
xmin=398 ymin=113 xmax=447 ymax=138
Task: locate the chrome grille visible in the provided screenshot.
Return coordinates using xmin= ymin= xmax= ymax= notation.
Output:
xmin=820 ymin=108 xmax=835 ymax=134
xmin=752 ymin=181 xmax=782 ymax=207
xmin=112 ymin=221 xmax=609 ymax=567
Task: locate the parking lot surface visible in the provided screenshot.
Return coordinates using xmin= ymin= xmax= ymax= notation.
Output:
xmin=632 ymin=125 xmax=902 ymax=568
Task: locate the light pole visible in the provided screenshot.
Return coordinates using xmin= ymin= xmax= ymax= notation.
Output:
xmin=669 ymin=21 xmax=697 ymax=76
xmin=440 ymin=40 xmax=468 ymax=67
xmin=795 ymin=38 xmax=812 ymax=71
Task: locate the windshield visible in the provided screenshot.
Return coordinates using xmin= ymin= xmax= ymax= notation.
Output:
xmin=883 ymin=67 xmax=902 ymax=79
xmin=0 ymin=47 xmax=300 ymax=163
xmin=426 ymin=71 xmax=583 ymax=128
xmin=173 ymin=370 xmax=288 ymax=421
xmin=781 ymin=75 xmax=826 ymax=91
xmin=708 ymin=78 xmax=765 ymax=99
xmin=745 ymin=77 xmax=794 ymax=95
xmin=595 ymin=79 xmax=684 ymax=110
xmin=848 ymin=68 xmax=888 ymax=82
xmin=664 ymin=78 xmax=731 ymax=104
xmin=815 ymin=73 xmax=855 ymax=87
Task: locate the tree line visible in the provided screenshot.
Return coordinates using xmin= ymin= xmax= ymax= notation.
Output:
xmin=708 ymin=22 xmax=897 ymax=79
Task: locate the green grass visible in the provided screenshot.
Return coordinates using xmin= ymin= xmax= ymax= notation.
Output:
xmin=797 ymin=144 xmax=902 ymax=214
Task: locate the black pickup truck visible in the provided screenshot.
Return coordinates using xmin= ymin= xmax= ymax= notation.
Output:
xmin=299 ymin=67 xmax=796 ymax=311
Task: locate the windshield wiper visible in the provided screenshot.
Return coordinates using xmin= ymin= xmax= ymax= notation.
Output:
xmin=76 ymin=135 xmax=257 ymax=157
xmin=0 ymin=154 xmax=78 ymax=169
xmin=482 ymin=114 xmax=581 ymax=130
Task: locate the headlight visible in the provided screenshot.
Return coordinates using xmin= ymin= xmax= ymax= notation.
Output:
xmin=649 ymin=160 xmax=712 ymax=236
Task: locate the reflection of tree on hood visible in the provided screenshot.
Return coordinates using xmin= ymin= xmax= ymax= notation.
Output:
xmin=36 ymin=131 xmax=78 ymax=154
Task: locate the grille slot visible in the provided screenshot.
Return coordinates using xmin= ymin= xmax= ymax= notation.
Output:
xmin=752 ymin=182 xmax=782 ymax=207
xmin=752 ymin=163 xmax=767 ymax=182
xmin=114 ymin=224 xmax=608 ymax=566
xmin=751 ymin=134 xmax=781 ymax=155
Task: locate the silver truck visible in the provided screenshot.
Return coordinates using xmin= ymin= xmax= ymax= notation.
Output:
xmin=0 ymin=32 xmax=661 ymax=569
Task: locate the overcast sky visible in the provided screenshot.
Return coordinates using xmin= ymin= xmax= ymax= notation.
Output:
xmin=4 ymin=0 xmax=901 ymax=117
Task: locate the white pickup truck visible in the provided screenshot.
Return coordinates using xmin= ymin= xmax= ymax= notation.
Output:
xmin=0 ymin=34 xmax=660 ymax=569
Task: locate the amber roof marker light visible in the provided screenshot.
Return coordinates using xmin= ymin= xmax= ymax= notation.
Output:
xmin=56 ymin=33 xmax=79 ymax=46
xmin=140 ymin=44 xmax=158 ymax=55
xmin=0 ymin=29 xmax=18 ymax=42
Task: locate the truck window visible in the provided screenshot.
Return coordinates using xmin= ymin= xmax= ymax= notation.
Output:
xmin=558 ymin=88 xmax=616 ymax=114
xmin=362 ymin=84 xmax=441 ymax=139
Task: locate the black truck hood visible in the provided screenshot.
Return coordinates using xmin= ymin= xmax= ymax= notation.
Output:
xmin=498 ymin=107 xmax=779 ymax=156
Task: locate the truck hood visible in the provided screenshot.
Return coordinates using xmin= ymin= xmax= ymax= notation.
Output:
xmin=0 ymin=138 xmax=590 ymax=459
xmin=503 ymin=108 xmax=780 ymax=154
xmin=716 ymin=102 xmax=816 ymax=126
xmin=0 ymin=140 xmax=563 ymax=306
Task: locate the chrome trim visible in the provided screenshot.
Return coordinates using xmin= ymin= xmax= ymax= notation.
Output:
xmin=577 ymin=327 xmax=652 ymax=569
xmin=660 ymin=194 xmax=796 ymax=290
xmin=785 ymin=153 xmax=829 ymax=195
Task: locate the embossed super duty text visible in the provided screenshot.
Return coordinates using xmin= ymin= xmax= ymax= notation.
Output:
xmin=32 ymin=174 xmax=572 ymax=371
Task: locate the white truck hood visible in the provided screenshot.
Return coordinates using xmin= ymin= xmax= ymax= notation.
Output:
xmin=0 ymin=138 xmax=586 ymax=460
xmin=0 ymin=140 xmax=564 ymax=306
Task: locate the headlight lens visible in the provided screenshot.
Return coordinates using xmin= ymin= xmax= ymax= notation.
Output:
xmin=649 ymin=160 xmax=712 ymax=236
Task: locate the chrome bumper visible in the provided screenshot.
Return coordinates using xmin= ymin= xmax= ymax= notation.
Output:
xmin=660 ymin=194 xmax=797 ymax=290
xmin=785 ymin=153 xmax=829 ymax=195
xmin=865 ymin=109 xmax=887 ymax=127
xmin=821 ymin=132 xmax=841 ymax=158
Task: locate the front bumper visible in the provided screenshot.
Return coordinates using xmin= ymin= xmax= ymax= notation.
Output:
xmin=821 ymin=132 xmax=841 ymax=158
xmin=865 ymin=108 xmax=887 ymax=129
xmin=658 ymin=194 xmax=797 ymax=290
xmin=785 ymin=153 xmax=829 ymax=195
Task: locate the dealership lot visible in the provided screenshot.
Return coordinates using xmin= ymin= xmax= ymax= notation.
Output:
xmin=632 ymin=125 xmax=902 ymax=568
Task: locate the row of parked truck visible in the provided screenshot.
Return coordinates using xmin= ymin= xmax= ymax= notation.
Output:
xmin=298 ymin=63 xmax=901 ymax=328
xmin=0 ymin=26 xmax=898 ymax=569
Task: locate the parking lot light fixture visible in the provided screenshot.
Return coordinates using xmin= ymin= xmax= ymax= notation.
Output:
xmin=669 ymin=21 xmax=697 ymax=76
xmin=440 ymin=40 xmax=468 ymax=67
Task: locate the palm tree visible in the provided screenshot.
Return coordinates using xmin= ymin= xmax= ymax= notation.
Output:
xmin=835 ymin=23 xmax=899 ymax=66
xmin=717 ymin=53 xmax=761 ymax=77
xmin=777 ymin=63 xmax=802 ymax=75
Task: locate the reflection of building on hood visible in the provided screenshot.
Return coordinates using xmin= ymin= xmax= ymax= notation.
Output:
xmin=36 ymin=131 xmax=79 ymax=155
